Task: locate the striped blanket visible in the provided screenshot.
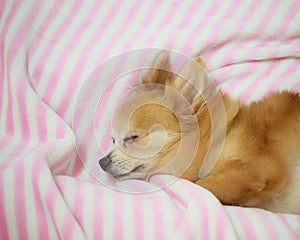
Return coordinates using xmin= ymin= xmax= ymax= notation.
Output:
xmin=1 ymin=1 xmax=300 ymax=239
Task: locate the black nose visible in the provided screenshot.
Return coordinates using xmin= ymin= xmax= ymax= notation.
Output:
xmin=99 ymin=157 xmax=112 ymax=171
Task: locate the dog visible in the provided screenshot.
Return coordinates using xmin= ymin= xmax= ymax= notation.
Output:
xmin=99 ymin=51 xmax=300 ymax=214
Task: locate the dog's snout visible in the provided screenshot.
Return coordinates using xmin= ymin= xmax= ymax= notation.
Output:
xmin=99 ymin=157 xmax=112 ymax=171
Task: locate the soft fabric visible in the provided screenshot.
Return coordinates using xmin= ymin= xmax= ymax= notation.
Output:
xmin=1 ymin=1 xmax=300 ymax=239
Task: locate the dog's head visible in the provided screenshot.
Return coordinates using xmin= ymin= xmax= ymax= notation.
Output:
xmin=99 ymin=51 xmax=210 ymax=180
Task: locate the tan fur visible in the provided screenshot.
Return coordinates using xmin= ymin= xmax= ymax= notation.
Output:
xmin=99 ymin=51 xmax=300 ymax=213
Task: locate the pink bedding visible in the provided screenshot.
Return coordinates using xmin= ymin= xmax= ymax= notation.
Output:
xmin=1 ymin=1 xmax=300 ymax=239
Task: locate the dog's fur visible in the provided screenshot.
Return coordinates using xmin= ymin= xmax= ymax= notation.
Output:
xmin=99 ymin=51 xmax=300 ymax=213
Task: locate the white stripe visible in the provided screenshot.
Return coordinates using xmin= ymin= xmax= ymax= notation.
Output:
xmin=47 ymin=1 xmax=116 ymax=112
xmin=4 ymin=1 xmax=54 ymax=143
xmin=212 ymin=0 xmax=284 ymax=69
xmin=267 ymin=1 xmax=292 ymax=34
xmin=3 ymin=169 xmax=18 ymax=239
xmin=250 ymin=60 xmax=297 ymax=101
xmin=266 ymin=214 xmax=293 ymax=239
xmin=4 ymin=1 xmax=32 ymax=138
xmin=0 ymin=138 xmax=20 ymax=162
xmin=284 ymin=8 xmax=300 ymax=38
xmin=65 ymin=153 xmax=77 ymax=176
xmin=112 ymin=1 xmax=171 ymax=51
xmin=112 ymin=0 xmax=154 ymax=51
xmin=242 ymin=0 xmax=273 ymax=34
xmin=142 ymin=200 xmax=155 ymax=240
xmin=158 ymin=192 xmax=176 ymax=240
xmin=101 ymin=190 xmax=116 ymax=239
xmin=29 ymin=1 xmax=74 ymax=81
xmin=179 ymin=0 xmax=237 ymax=48
xmin=36 ymin=2 xmax=92 ymax=96
xmin=0 ymin=73 xmax=8 ymax=135
xmin=121 ymin=195 xmax=135 ymax=240
xmin=281 ymin=215 xmax=300 ymax=235
xmin=52 ymin=188 xmax=68 ymax=238
xmin=0 ymin=0 xmax=14 ymax=33
xmin=24 ymin=159 xmax=38 ymax=240
xmin=82 ymin=185 xmax=94 ymax=238
xmin=279 ymin=62 xmax=300 ymax=92
xmin=27 ymin=0 xmax=57 ymax=77
xmin=244 ymin=210 xmax=270 ymax=239
xmin=205 ymin=0 xmax=262 ymax=69
xmin=151 ymin=0 xmax=212 ymax=51
xmin=26 ymin=90 xmax=38 ymax=141
xmin=84 ymin=74 xmax=131 ymax=174
xmin=230 ymin=63 xmax=273 ymax=101
xmin=79 ymin=1 xmax=135 ymax=57
xmin=60 ymin=1 xmax=174 ymax=120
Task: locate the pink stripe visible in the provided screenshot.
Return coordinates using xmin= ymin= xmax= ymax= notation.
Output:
xmin=62 ymin=211 xmax=75 ymax=240
xmin=49 ymin=144 xmax=74 ymax=173
xmin=113 ymin=194 xmax=124 ymax=240
xmin=17 ymin=79 xmax=30 ymax=139
xmin=55 ymin=177 xmax=76 ymax=239
xmin=0 ymin=1 xmax=19 ymax=40
xmin=252 ymin=1 xmax=283 ymax=37
xmin=58 ymin=0 xmax=141 ymax=119
xmin=154 ymin=210 xmax=165 ymax=239
xmin=201 ymin=0 xmax=243 ymax=53
xmin=32 ymin=158 xmax=50 ymax=239
xmin=13 ymin=161 xmax=29 ymax=240
xmin=69 ymin=155 xmax=85 ymax=177
xmin=0 ymin=173 xmax=9 ymax=239
xmin=3 ymin=2 xmax=44 ymax=136
xmin=29 ymin=1 xmax=60 ymax=86
xmin=122 ymin=1 xmax=178 ymax=50
xmin=205 ymin=0 xmax=263 ymax=66
xmin=0 ymin=0 xmax=6 ymax=17
xmin=240 ymin=60 xmax=282 ymax=102
xmin=0 ymin=139 xmax=29 ymax=169
xmin=0 ymin=41 xmax=4 ymax=119
xmin=292 ymin=81 xmax=300 ymax=92
xmin=221 ymin=63 xmax=261 ymax=99
xmin=233 ymin=209 xmax=258 ymax=239
xmin=32 ymin=1 xmax=84 ymax=87
xmin=92 ymin=186 xmax=104 ymax=239
xmin=75 ymin=58 xmax=131 ymax=163
xmin=72 ymin=181 xmax=84 ymax=228
xmin=257 ymin=213 xmax=281 ymax=240
xmin=5 ymin=81 xmax=14 ymax=135
xmin=141 ymin=0 xmax=200 ymax=50
xmin=132 ymin=197 xmax=145 ymax=240
xmin=36 ymin=102 xmax=48 ymax=142
xmin=42 ymin=2 xmax=98 ymax=109
xmin=269 ymin=60 xmax=300 ymax=92
xmin=176 ymin=0 xmax=224 ymax=54
xmin=56 ymin=116 xmax=68 ymax=139
xmin=215 ymin=209 xmax=228 ymax=240
xmin=44 ymin=183 xmax=60 ymax=238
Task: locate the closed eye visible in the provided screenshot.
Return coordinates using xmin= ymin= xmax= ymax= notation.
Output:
xmin=124 ymin=135 xmax=139 ymax=143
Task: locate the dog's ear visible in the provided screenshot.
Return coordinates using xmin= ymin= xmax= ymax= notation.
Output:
xmin=141 ymin=50 xmax=172 ymax=85
xmin=166 ymin=57 xmax=208 ymax=113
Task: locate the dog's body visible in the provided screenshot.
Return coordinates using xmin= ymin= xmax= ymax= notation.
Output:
xmin=99 ymin=52 xmax=300 ymax=213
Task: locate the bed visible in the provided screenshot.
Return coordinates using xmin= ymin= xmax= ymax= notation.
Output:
xmin=1 ymin=0 xmax=300 ymax=239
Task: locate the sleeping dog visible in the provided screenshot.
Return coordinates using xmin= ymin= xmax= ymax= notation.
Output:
xmin=99 ymin=51 xmax=300 ymax=213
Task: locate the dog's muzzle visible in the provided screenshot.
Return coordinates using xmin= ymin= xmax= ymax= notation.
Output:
xmin=99 ymin=156 xmax=112 ymax=171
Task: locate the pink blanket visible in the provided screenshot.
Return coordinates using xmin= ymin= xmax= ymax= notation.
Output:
xmin=1 ymin=1 xmax=300 ymax=239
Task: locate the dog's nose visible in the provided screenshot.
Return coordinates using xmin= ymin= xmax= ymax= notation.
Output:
xmin=99 ymin=157 xmax=112 ymax=171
